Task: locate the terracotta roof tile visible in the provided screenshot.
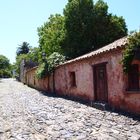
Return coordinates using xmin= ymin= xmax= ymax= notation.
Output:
xmin=59 ymin=37 xmax=127 ymax=66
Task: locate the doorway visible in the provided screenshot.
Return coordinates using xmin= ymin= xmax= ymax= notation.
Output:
xmin=94 ymin=63 xmax=108 ymax=103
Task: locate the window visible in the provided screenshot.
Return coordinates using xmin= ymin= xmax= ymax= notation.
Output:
xmin=34 ymin=75 xmax=36 ymax=85
xmin=70 ymin=72 xmax=76 ymax=87
xmin=128 ymin=64 xmax=139 ymax=91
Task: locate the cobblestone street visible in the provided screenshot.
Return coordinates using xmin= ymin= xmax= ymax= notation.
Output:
xmin=0 ymin=79 xmax=139 ymax=140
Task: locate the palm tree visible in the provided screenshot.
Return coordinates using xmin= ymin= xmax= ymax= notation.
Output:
xmin=16 ymin=42 xmax=31 ymax=56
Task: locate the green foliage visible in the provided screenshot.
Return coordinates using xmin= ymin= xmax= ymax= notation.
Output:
xmin=0 ymin=69 xmax=12 ymax=78
xmin=37 ymin=0 xmax=127 ymax=60
xmin=63 ymin=0 xmax=128 ymax=59
xmin=47 ymin=52 xmax=66 ymax=73
xmin=0 ymin=55 xmax=12 ymax=78
xmin=122 ymin=31 xmax=140 ymax=73
xmin=93 ymin=0 xmax=128 ymax=48
xmin=63 ymin=0 xmax=94 ymax=58
xmin=36 ymin=63 xmax=48 ymax=79
xmin=36 ymin=52 xmax=66 ymax=79
xmin=37 ymin=14 xmax=66 ymax=79
xmin=27 ymin=47 xmax=40 ymax=63
xmin=0 ymin=55 xmax=10 ymax=69
xmin=16 ymin=42 xmax=31 ymax=56
xmin=38 ymin=14 xmax=65 ymax=56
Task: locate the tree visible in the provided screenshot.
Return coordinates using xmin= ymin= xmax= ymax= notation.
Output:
xmin=38 ymin=14 xmax=65 ymax=57
xmin=63 ymin=0 xmax=94 ymax=58
xmin=93 ymin=0 xmax=127 ymax=49
xmin=16 ymin=42 xmax=31 ymax=56
xmin=0 ymin=55 xmax=10 ymax=69
xmin=0 ymin=55 xmax=12 ymax=78
xmin=63 ymin=0 xmax=128 ymax=58
xmin=27 ymin=47 xmax=40 ymax=63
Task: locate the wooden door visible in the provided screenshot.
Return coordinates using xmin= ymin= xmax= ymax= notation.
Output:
xmin=94 ymin=63 xmax=108 ymax=102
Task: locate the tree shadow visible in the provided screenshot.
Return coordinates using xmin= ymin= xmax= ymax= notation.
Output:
xmin=40 ymin=91 xmax=140 ymax=121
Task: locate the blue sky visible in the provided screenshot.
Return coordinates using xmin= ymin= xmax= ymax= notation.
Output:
xmin=0 ymin=0 xmax=140 ymax=63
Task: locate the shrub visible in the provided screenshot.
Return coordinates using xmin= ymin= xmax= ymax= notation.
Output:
xmin=36 ymin=52 xmax=66 ymax=79
xmin=47 ymin=52 xmax=66 ymax=73
xmin=36 ymin=63 xmax=48 ymax=79
xmin=122 ymin=31 xmax=140 ymax=73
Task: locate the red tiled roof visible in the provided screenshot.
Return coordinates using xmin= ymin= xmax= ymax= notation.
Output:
xmin=59 ymin=37 xmax=127 ymax=66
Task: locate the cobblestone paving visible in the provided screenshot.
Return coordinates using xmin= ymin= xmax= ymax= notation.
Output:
xmin=0 ymin=79 xmax=140 ymax=140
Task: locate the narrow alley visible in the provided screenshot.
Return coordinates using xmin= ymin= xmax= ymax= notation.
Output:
xmin=0 ymin=79 xmax=139 ymax=140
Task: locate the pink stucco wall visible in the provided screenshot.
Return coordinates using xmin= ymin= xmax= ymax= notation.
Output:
xmin=54 ymin=49 xmax=140 ymax=115
xmin=54 ymin=61 xmax=94 ymax=100
xmin=26 ymin=68 xmax=49 ymax=91
xmin=25 ymin=49 xmax=140 ymax=115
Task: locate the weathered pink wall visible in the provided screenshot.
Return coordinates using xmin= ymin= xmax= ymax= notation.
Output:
xmin=54 ymin=49 xmax=140 ymax=114
xmin=25 ymin=49 xmax=140 ymax=115
xmin=26 ymin=68 xmax=48 ymax=91
xmin=54 ymin=61 xmax=94 ymax=100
